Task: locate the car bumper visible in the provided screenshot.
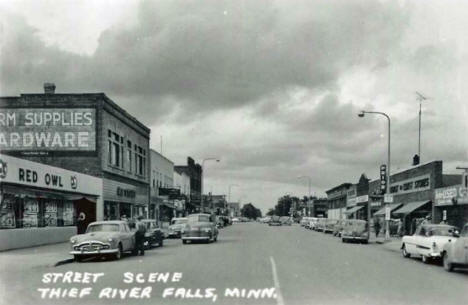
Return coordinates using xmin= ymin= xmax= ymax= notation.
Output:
xmin=182 ymin=236 xmax=210 ymax=241
xmin=70 ymin=249 xmax=118 ymax=255
xmin=342 ymin=236 xmax=368 ymax=241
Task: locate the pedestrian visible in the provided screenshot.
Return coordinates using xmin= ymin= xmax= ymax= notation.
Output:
xmin=135 ymin=216 xmax=147 ymax=256
xmin=374 ymin=218 xmax=381 ymax=237
xmin=396 ymin=219 xmax=402 ymax=237
xmin=120 ymin=214 xmax=128 ymax=222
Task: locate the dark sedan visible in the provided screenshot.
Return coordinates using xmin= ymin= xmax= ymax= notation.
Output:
xmin=141 ymin=219 xmax=164 ymax=248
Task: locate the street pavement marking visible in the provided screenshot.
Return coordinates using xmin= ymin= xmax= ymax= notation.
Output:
xmin=270 ymin=256 xmax=285 ymax=305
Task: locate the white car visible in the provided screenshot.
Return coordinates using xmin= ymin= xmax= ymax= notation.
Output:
xmin=401 ymin=224 xmax=459 ymax=264
xmin=442 ymin=223 xmax=467 ymax=272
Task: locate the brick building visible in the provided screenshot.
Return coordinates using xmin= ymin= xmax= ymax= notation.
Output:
xmin=0 ymin=84 xmax=150 ymax=237
xmin=326 ymin=183 xmax=352 ymax=220
xmin=174 ymin=157 xmax=202 ymax=213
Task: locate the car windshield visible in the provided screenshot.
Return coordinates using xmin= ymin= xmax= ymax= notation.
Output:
xmin=143 ymin=221 xmax=157 ymax=229
xmin=427 ymin=226 xmax=457 ymax=236
xmin=349 ymin=222 xmax=366 ymax=229
xmin=172 ymin=219 xmax=188 ymax=225
xmin=87 ymin=224 xmax=120 ymax=233
xmin=188 ymin=215 xmax=210 ymax=223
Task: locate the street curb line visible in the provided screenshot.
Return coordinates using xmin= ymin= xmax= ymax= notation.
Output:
xmin=54 ymin=258 xmax=74 ymax=267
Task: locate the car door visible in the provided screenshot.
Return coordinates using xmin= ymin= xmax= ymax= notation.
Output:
xmin=121 ymin=223 xmax=133 ymax=251
xmin=406 ymin=226 xmax=422 ymax=255
xmin=453 ymin=226 xmax=468 ymax=263
xmin=415 ymin=226 xmax=430 ymax=256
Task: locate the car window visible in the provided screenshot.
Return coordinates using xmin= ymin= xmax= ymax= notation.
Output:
xmin=419 ymin=226 xmax=426 ymax=236
xmin=188 ymin=215 xmax=210 ymax=222
xmin=87 ymin=224 xmax=120 ymax=233
xmin=427 ymin=226 xmax=457 ymax=237
xmin=174 ymin=219 xmax=188 ymax=225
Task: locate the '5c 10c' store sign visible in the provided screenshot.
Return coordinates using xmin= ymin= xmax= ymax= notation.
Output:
xmin=0 ymin=154 xmax=102 ymax=195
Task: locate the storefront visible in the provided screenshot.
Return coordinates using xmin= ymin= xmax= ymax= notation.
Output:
xmin=103 ymin=178 xmax=148 ymax=220
xmin=434 ymin=185 xmax=468 ymax=229
xmin=0 ymin=154 xmax=103 ymax=251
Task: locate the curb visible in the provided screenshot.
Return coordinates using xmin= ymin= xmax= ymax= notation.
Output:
xmin=53 ymin=258 xmax=75 ymax=267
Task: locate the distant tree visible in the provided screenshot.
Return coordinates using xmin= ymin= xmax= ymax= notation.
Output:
xmin=241 ymin=203 xmax=262 ymax=219
xmin=266 ymin=208 xmax=275 ymax=216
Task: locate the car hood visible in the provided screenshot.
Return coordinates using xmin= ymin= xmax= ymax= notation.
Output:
xmin=71 ymin=232 xmax=121 ymax=244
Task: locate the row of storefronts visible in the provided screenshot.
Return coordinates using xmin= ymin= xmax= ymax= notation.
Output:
xmin=325 ymin=160 xmax=468 ymax=234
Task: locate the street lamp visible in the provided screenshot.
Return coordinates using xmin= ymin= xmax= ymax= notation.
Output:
xmin=200 ymin=157 xmax=220 ymax=213
xmin=228 ymin=184 xmax=239 ymax=203
xmin=358 ymin=110 xmax=391 ymax=241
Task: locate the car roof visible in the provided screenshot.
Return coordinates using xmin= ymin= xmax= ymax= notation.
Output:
xmin=89 ymin=221 xmax=126 ymax=225
xmin=188 ymin=213 xmax=211 ymax=216
xmin=140 ymin=219 xmax=156 ymax=222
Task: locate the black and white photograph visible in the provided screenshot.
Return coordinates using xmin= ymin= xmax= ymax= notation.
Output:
xmin=0 ymin=1 xmax=467 ymax=304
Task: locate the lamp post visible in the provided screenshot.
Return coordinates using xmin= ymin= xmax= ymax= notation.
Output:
xmin=358 ymin=110 xmax=391 ymax=241
xmin=200 ymin=158 xmax=220 ymax=213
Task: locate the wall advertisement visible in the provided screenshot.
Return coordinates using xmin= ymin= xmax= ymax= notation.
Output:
xmin=0 ymin=108 xmax=96 ymax=153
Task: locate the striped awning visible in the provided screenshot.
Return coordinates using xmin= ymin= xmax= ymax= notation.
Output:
xmin=374 ymin=203 xmax=403 ymax=216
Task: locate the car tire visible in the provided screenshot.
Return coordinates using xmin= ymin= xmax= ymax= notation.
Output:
xmin=342 ymin=238 xmax=347 ymax=243
xmin=74 ymin=255 xmax=83 ymax=262
xmin=401 ymin=244 xmax=411 ymax=258
xmin=443 ymin=253 xmax=453 ymax=272
xmin=159 ymin=239 xmax=164 ymax=247
xmin=421 ymin=255 xmax=430 ymax=264
xmin=214 ymin=235 xmax=218 ymax=242
xmin=182 ymin=240 xmax=187 ymax=244
xmin=115 ymin=244 xmax=123 ymax=260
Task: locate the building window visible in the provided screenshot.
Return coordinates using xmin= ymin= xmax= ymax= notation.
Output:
xmin=108 ymin=130 xmax=124 ymax=169
xmin=414 ymin=178 xmax=429 ymax=189
xmin=134 ymin=145 xmax=146 ymax=177
xmin=126 ymin=140 xmax=132 ymax=173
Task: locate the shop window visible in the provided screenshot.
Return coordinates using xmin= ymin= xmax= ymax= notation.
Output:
xmin=135 ymin=145 xmax=146 ymax=177
xmin=414 ymin=178 xmax=429 ymax=189
xmin=390 ymin=186 xmax=399 ymax=194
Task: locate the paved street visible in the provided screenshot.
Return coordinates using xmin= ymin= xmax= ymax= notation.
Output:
xmin=1 ymin=223 xmax=467 ymax=305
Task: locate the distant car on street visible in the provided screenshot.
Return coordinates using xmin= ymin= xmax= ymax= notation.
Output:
xmin=315 ymin=218 xmax=327 ymax=232
xmin=442 ymin=223 xmax=468 ymax=272
xmin=341 ymin=220 xmax=369 ymax=244
xmin=140 ymin=219 xmax=164 ymax=248
xmin=300 ymin=217 xmax=310 ymax=227
xmin=306 ymin=218 xmax=319 ymax=230
xmin=401 ymin=224 xmax=459 ymax=264
xmin=280 ymin=216 xmax=292 ymax=226
xmin=268 ymin=215 xmax=282 ymax=226
xmin=333 ymin=219 xmax=347 ymax=237
xmin=324 ymin=219 xmax=339 ymax=233
xmin=167 ymin=217 xmax=188 ymax=238
xmin=70 ymin=220 xmax=136 ymax=261
xmin=181 ymin=213 xmax=219 ymax=244
xmin=232 ymin=217 xmax=241 ymax=223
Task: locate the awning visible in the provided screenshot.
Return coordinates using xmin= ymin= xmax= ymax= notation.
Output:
xmin=374 ymin=203 xmax=403 ymax=216
xmin=393 ymin=201 xmax=431 ymax=215
xmin=344 ymin=206 xmax=364 ymax=214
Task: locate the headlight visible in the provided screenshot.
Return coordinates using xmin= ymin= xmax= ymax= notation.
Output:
xmin=70 ymin=238 xmax=77 ymax=244
xmin=108 ymin=238 xmax=114 ymax=242
xmin=203 ymin=228 xmax=211 ymax=233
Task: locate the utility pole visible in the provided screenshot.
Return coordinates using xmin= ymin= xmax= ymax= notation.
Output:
xmin=415 ymin=91 xmax=428 ymax=162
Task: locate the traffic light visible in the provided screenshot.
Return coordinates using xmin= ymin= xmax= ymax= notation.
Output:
xmin=380 ymin=164 xmax=387 ymax=194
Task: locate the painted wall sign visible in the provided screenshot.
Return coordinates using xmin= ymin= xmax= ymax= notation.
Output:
xmin=0 ymin=153 xmax=102 ymax=195
xmin=0 ymin=108 xmax=96 ymax=152
xmin=435 ymin=185 xmax=468 ymax=206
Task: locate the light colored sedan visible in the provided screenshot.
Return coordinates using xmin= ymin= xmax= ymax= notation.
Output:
xmin=442 ymin=223 xmax=467 ymax=272
xmin=401 ymin=224 xmax=459 ymax=264
xmin=181 ymin=214 xmax=218 ymax=244
xmin=70 ymin=221 xmax=136 ymax=261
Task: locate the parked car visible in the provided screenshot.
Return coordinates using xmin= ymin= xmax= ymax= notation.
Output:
xmin=315 ymin=218 xmax=327 ymax=232
xmin=268 ymin=215 xmax=282 ymax=226
xmin=341 ymin=220 xmax=369 ymax=244
xmin=442 ymin=223 xmax=468 ymax=272
xmin=232 ymin=217 xmax=240 ymax=223
xmin=324 ymin=219 xmax=339 ymax=233
xmin=401 ymin=224 xmax=459 ymax=263
xmin=280 ymin=216 xmax=292 ymax=226
xmin=70 ymin=221 xmax=135 ymax=261
xmin=181 ymin=214 xmax=219 ymax=244
xmin=167 ymin=217 xmax=188 ymax=238
xmin=300 ymin=217 xmax=310 ymax=227
xmin=306 ymin=218 xmax=319 ymax=230
xmin=333 ymin=219 xmax=347 ymax=237
xmin=140 ymin=219 xmax=164 ymax=248
xmin=215 ymin=216 xmax=225 ymax=228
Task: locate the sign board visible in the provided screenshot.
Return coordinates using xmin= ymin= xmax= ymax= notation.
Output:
xmin=384 ymin=194 xmax=393 ymax=203
xmin=355 ymin=195 xmax=369 ymax=204
xmin=435 ymin=186 xmax=468 ymax=206
xmin=385 ymin=206 xmax=391 ymax=221
xmin=443 ymin=210 xmax=447 ymax=221
xmin=0 ymin=153 xmax=102 ymax=195
xmin=0 ymin=108 xmax=96 ymax=154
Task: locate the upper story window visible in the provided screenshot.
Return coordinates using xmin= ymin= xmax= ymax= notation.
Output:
xmin=126 ymin=140 xmax=132 ymax=173
xmin=108 ymin=130 xmax=124 ymax=169
xmin=134 ymin=144 xmax=146 ymax=177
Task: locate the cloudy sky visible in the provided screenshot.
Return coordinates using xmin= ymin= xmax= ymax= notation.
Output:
xmin=1 ymin=0 xmax=467 ymax=213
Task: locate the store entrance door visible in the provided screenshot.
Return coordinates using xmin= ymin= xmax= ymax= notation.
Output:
xmin=74 ymin=198 xmax=96 ymax=234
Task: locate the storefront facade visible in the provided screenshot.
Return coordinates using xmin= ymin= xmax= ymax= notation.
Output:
xmin=434 ymin=184 xmax=468 ymax=229
xmin=0 ymin=154 xmax=102 ymax=251
xmin=0 ymin=84 xmax=151 ymax=226
xmin=326 ymin=183 xmax=352 ymax=220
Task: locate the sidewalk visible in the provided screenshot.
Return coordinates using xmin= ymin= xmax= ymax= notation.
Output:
xmin=369 ymin=232 xmax=401 ymax=253
xmin=0 ymin=241 xmax=71 ymax=268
